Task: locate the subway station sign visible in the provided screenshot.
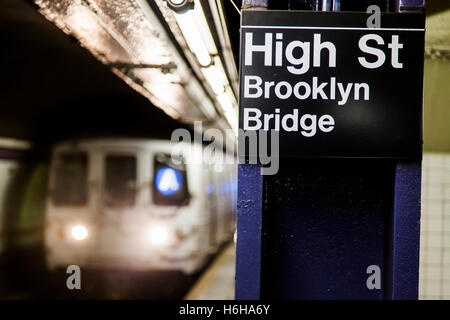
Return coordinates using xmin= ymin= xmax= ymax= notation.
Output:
xmin=239 ymin=10 xmax=425 ymax=159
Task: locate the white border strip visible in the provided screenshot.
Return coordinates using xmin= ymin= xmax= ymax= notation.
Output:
xmin=0 ymin=138 xmax=31 ymax=150
xmin=241 ymin=25 xmax=425 ymax=31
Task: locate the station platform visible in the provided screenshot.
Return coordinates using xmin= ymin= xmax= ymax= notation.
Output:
xmin=184 ymin=244 xmax=235 ymax=300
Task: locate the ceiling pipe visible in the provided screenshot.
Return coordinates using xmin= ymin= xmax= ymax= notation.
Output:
xmin=242 ymin=0 xmax=268 ymax=10
xmin=321 ymin=0 xmax=340 ymax=11
xmin=395 ymin=0 xmax=426 ymax=12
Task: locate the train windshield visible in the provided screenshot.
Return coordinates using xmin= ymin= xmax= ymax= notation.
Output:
xmin=153 ymin=153 xmax=189 ymax=206
xmin=53 ymin=152 xmax=88 ymax=206
xmin=104 ymin=155 xmax=137 ymax=208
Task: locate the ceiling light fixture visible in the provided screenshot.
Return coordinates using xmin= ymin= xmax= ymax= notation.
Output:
xmin=163 ymin=0 xmax=238 ymax=132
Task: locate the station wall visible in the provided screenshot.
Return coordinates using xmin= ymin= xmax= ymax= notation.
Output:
xmin=419 ymin=152 xmax=450 ymax=299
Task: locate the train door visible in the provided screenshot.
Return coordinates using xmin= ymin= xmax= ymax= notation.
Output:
xmin=51 ymin=151 xmax=89 ymax=209
xmin=97 ymin=150 xmax=142 ymax=261
xmin=49 ymin=150 xmax=93 ymax=230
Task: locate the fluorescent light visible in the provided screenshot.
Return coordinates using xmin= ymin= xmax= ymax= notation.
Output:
xmin=173 ymin=0 xmax=217 ymax=66
xmin=217 ymin=90 xmax=238 ymax=132
xmin=201 ymin=57 xmax=228 ymax=94
xmin=159 ymin=0 xmax=239 ymax=131
xmin=190 ymin=0 xmax=217 ymax=54
xmin=217 ymin=92 xmax=233 ymax=113
xmin=174 ymin=12 xmax=211 ymax=65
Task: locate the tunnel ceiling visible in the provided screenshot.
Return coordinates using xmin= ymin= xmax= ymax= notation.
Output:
xmin=30 ymin=0 xmax=240 ymax=141
xmin=0 ymin=0 xmax=192 ymax=143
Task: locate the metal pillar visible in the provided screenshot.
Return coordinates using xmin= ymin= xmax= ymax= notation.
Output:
xmin=235 ymin=0 xmax=267 ymax=300
xmin=235 ymin=164 xmax=263 ymax=299
xmin=392 ymin=162 xmax=422 ymax=299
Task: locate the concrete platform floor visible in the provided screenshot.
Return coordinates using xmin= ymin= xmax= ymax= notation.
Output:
xmin=185 ymin=244 xmax=235 ymax=300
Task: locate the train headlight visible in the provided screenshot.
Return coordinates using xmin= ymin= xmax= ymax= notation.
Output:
xmin=71 ymin=225 xmax=88 ymax=241
xmin=148 ymin=225 xmax=170 ymax=246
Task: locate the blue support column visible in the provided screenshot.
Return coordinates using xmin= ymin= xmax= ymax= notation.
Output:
xmin=235 ymin=0 xmax=267 ymax=300
xmin=260 ymin=159 xmax=392 ymax=299
xmin=236 ymin=160 xmax=422 ymax=300
xmin=235 ymin=164 xmax=263 ymax=299
xmin=390 ymin=0 xmax=425 ymax=298
xmin=392 ymin=161 xmax=422 ymax=299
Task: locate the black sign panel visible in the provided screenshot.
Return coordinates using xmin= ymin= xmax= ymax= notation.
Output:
xmin=239 ymin=10 xmax=425 ymax=159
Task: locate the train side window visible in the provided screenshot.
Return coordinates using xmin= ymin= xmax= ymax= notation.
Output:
xmin=153 ymin=153 xmax=189 ymax=206
xmin=104 ymin=155 xmax=137 ymax=208
xmin=53 ymin=153 xmax=87 ymax=206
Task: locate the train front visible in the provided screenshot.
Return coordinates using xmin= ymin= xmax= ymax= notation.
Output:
xmin=44 ymin=140 xmax=234 ymax=274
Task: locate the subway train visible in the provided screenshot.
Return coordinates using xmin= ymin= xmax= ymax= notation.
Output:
xmin=44 ymin=139 xmax=236 ymax=274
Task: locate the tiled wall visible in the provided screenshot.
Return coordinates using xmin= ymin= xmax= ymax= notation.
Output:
xmin=419 ymin=152 xmax=450 ymax=299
